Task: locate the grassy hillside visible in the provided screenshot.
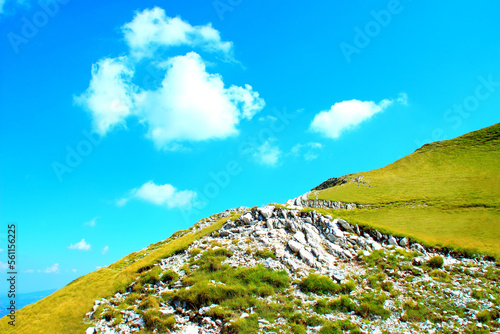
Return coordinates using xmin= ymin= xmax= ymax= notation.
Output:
xmin=0 ymin=215 xmax=236 ymax=334
xmin=310 ymin=122 xmax=500 ymax=258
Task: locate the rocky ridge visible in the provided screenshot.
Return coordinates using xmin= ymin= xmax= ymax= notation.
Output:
xmin=84 ymin=205 xmax=500 ymax=334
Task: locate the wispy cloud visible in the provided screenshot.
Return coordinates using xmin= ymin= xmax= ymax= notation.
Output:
xmin=252 ymin=140 xmax=282 ymax=167
xmin=291 ymin=142 xmax=323 ymax=161
xmin=310 ymin=93 xmax=408 ymax=139
xmin=118 ymin=181 xmax=197 ymax=209
xmin=84 ymin=216 xmax=100 ymax=227
xmin=101 ymin=245 xmax=109 ymax=255
xmin=45 ymin=263 xmax=59 ymax=274
xmin=68 ymin=239 xmax=91 ymax=251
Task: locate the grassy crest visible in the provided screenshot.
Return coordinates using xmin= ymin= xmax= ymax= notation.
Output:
xmin=310 ymin=123 xmax=500 ymax=258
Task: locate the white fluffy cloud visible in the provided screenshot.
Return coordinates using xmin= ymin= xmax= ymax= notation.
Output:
xmin=119 ymin=181 xmax=197 ymax=209
xmin=68 ymin=239 xmax=91 ymax=251
xmin=252 ymin=140 xmax=281 ymax=167
xmin=122 ymin=7 xmax=233 ymax=59
xmin=136 ymin=52 xmax=264 ymax=148
xmin=102 ymin=245 xmax=109 ymax=255
xmin=75 ymin=57 xmax=136 ymax=135
xmin=291 ymin=142 xmax=323 ymax=161
xmin=77 ymin=7 xmax=265 ymax=149
xmin=310 ymin=94 xmax=407 ymax=139
xmin=45 ymin=263 xmax=59 ymax=274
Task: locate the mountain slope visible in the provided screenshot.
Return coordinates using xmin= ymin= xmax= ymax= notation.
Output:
xmin=1 ymin=123 xmax=499 ymax=333
xmin=307 ymin=123 xmax=500 ymax=258
xmin=0 ymin=212 xmax=239 ymax=334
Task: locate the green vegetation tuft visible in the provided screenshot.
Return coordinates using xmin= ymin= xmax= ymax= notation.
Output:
xmin=299 ymin=274 xmax=355 ymax=295
xmin=428 ymin=256 xmax=444 ymax=269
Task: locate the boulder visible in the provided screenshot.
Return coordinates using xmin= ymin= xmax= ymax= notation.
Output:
xmin=258 ymin=206 xmax=274 ymax=219
xmin=240 ymin=213 xmax=253 ymax=225
xmin=293 ymin=231 xmax=307 ymax=245
xmin=388 ymin=236 xmax=398 ymax=246
xmin=299 ymin=248 xmax=317 ymax=267
xmin=399 ymin=237 xmax=409 ymax=247
xmin=288 ymin=239 xmax=304 ymax=253
xmin=337 ymin=219 xmax=353 ymax=232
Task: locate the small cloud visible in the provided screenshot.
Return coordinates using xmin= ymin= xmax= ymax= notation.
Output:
xmin=96 ymin=266 xmax=103 ymax=270
xmin=397 ymin=92 xmax=408 ymax=105
xmin=252 ymin=140 xmax=281 ymax=167
xmin=310 ymin=93 xmax=408 ymax=139
xmin=0 ymin=248 xmax=3 ymax=252
xmin=291 ymin=142 xmax=323 ymax=161
xmin=72 ymin=269 xmax=77 ymax=273
xmin=84 ymin=217 xmax=100 ymax=227
xmin=122 ymin=7 xmax=234 ymax=60
xmin=0 ymin=262 xmax=8 ymax=270
xmin=45 ymin=263 xmax=59 ymax=274
xmin=258 ymin=115 xmax=278 ymax=122
xmin=119 ymin=181 xmax=197 ymax=209
xmin=116 ymin=198 xmax=129 ymax=207
xmin=68 ymin=239 xmax=91 ymax=251
xmin=101 ymin=245 xmax=109 ymax=255
xmin=24 ymin=269 xmax=34 ymax=274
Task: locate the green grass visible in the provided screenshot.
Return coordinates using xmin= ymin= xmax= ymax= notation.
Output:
xmin=0 ymin=214 xmax=238 ymax=334
xmin=299 ymin=274 xmax=355 ymax=295
xmin=310 ymin=123 xmax=500 ymax=259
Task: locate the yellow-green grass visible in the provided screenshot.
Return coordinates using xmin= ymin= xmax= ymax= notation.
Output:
xmin=311 ymin=123 xmax=500 ymax=208
xmin=0 ymin=215 xmax=234 ymax=334
xmin=310 ymin=122 xmax=500 ymax=259
xmin=313 ymin=206 xmax=500 ymax=259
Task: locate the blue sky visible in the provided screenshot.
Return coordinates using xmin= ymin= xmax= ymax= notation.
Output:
xmin=0 ymin=0 xmax=499 ymax=293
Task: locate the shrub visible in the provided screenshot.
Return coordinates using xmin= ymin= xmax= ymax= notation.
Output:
xmin=314 ymin=296 xmax=356 ymax=314
xmin=428 ymin=256 xmax=444 ymax=269
xmin=142 ymin=310 xmax=176 ymax=331
xmin=356 ymin=295 xmax=390 ymax=319
xmin=161 ymin=269 xmax=179 ymax=284
xmin=228 ymin=315 xmax=259 ymax=334
xmin=401 ymin=300 xmax=429 ymax=322
xmin=381 ymin=280 xmax=393 ymax=292
xmin=254 ymin=249 xmax=276 ymax=259
xmin=190 ymin=248 xmax=202 ymax=257
xmin=471 ymin=289 xmax=487 ymax=300
xmin=319 ymin=320 xmax=360 ymax=334
xmin=290 ymin=323 xmax=306 ymax=334
xmin=429 ymin=269 xmax=449 ymax=282
xmin=476 ymin=310 xmax=491 ymax=323
xmin=139 ymin=266 xmax=162 ymax=285
xmin=299 ymin=274 xmax=354 ymax=295
xmin=138 ymin=295 xmax=159 ymax=310
xmin=124 ymin=292 xmax=140 ymax=305
xmin=306 ymin=315 xmax=324 ymax=326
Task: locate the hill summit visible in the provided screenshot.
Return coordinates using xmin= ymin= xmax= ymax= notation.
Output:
xmin=1 ymin=123 xmax=499 ymax=334
xmin=83 ymin=205 xmax=499 ymax=334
